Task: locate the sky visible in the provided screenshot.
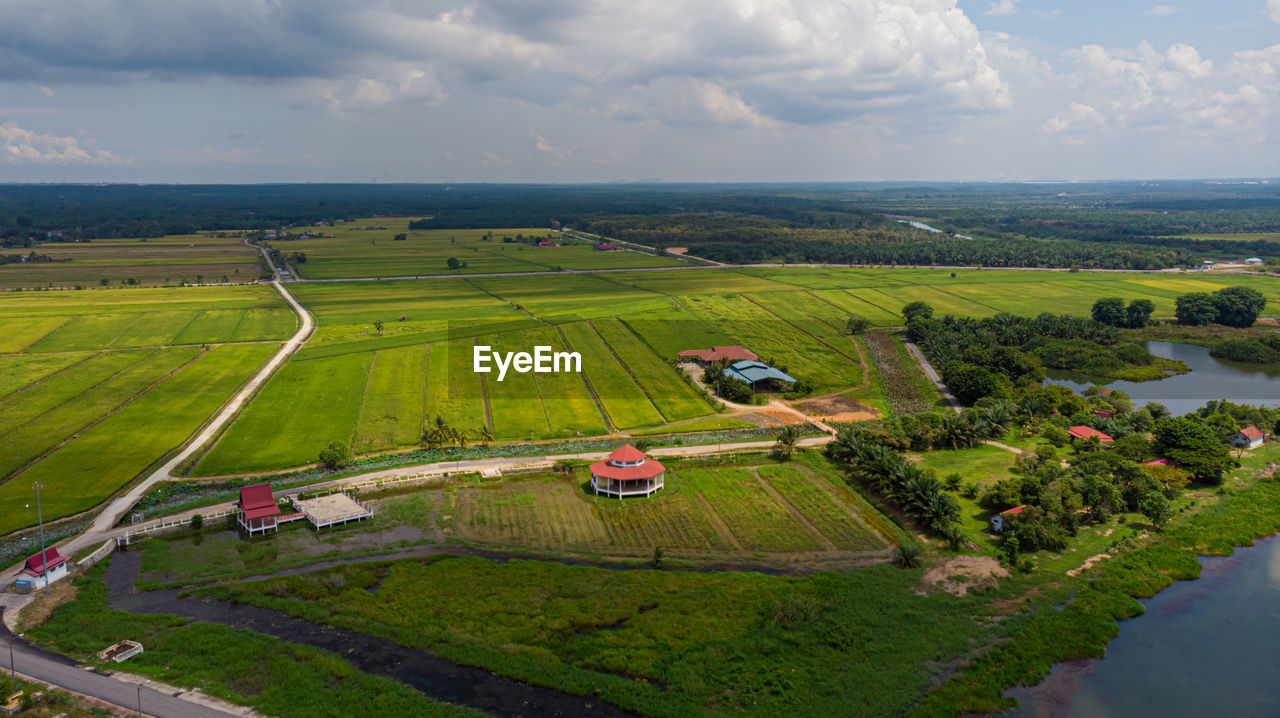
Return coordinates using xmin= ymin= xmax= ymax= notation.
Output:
xmin=0 ymin=0 xmax=1277 ymax=183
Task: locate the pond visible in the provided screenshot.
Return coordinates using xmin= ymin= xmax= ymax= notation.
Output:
xmin=1044 ymin=341 xmax=1280 ymax=416
xmin=1008 ymin=533 xmax=1280 ymax=717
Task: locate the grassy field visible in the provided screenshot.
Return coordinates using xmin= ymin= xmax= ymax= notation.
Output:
xmin=0 ymin=284 xmax=293 ymax=533
xmin=448 ymin=456 xmax=891 ymax=563
xmin=200 ymin=551 xmax=999 ymax=717
xmin=274 ymin=220 xmax=689 ymax=279
xmin=189 ymin=266 xmax=1280 ymax=475
xmin=1173 ymin=232 xmax=1280 ymax=242
xmin=0 ymin=233 xmax=261 ymax=288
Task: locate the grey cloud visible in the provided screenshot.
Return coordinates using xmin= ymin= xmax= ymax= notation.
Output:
xmin=0 ymin=0 xmax=1011 ymax=128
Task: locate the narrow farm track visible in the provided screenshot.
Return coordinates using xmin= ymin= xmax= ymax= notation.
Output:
xmin=901 ymin=337 xmax=962 ymax=414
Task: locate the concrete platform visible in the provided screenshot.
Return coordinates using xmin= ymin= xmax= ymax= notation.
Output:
xmin=292 ymin=493 xmax=374 ymax=529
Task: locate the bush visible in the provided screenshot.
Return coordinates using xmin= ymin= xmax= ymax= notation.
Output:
xmin=318 ymin=441 xmax=352 ymax=469
xmin=891 ymin=544 xmax=923 ymax=568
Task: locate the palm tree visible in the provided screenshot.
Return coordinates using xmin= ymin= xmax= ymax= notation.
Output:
xmin=774 ymin=425 xmax=800 ymax=459
xmin=938 ymin=413 xmax=975 ymax=450
xmin=478 ymin=426 xmax=494 ymax=447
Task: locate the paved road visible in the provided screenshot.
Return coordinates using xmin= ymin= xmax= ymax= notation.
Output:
xmin=2 ymin=620 xmax=236 ymax=718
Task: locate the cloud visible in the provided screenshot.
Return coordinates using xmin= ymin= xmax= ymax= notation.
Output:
xmin=0 ymin=122 xmax=128 ymax=164
xmin=480 ymin=150 xmax=510 ymax=165
xmin=1270 ymin=0 xmax=1280 ymax=22
xmin=986 ymin=0 xmax=1019 ymax=16
xmin=1144 ymin=5 xmax=1178 ymax=15
xmin=0 ymin=0 xmax=1010 ymax=127
xmin=1041 ymin=41 xmax=1278 ymax=139
xmin=531 ymin=133 xmax=577 ymax=163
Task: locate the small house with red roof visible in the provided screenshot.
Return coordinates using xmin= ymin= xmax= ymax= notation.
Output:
xmin=20 ymin=547 xmax=69 ymax=590
xmin=677 ymin=345 xmax=759 ymax=365
xmin=590 ymin=445 xmax=665 ymax=498
xmin=595 ymin=243 xmax=620 ymax=251
xmin=990 ymin=505 xmax=1028 ymax=533
xmin=237 ymin=483 xmax=281 ymax=535
xmin=1233 ymin=426 xmax=1265 ymax=449
xmin=1069 ymin=426 xmax=1114 ymax=444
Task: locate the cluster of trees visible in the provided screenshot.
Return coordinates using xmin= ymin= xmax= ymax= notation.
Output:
xmin=906 ymin=304 xmax=1167 ymax=405
xmin=826 ymin=429 xmax=961 ymax=543
xmin=1090 ymin=297 xmax=1155 ymax=328
xmin=1210 ymin=334 xmax=1280 ymax=364
xmin=685 ymin=236 xmax=1190 ymax=271
xmin=421 ymin=416 xmax=494 ymax=449
xmin=1175 ymin=286 xmax=1267 ymax=327
xmin=863 ymin=403 xmax=1020 ymax=451
xmin=0 ymin=252 xmax=63 ymax=265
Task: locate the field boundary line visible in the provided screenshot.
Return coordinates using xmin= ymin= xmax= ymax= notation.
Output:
xmin=689 ymin=490 xmax=745 ymax=551
xmin=929 ymin=285 xmax=1006 ymax=314
xmin=11 ymin=314 xmax=73 ymax=352
xmin=103 ymin=310 xmax=156 ymax=349
xmin=1 ymin=348 xmax=160 ymax=429
xmin=0 ymin=350 xmax=98 ymax=403
xmin=474 ymin=337 xmax=495 ymax=432
xmin=555 ymin=324 xmax=615 ymax=433
xmin=0 ymin=346 xmax=207 ymax=485
xmin=350 ymin=348 xmax=382 ymax=450
xmin=753 ymin=470 xmax=837 ymax=551
xmin=168 ymin=310 xmax=204 ymax=344
xmin=586 ymin=320 xmax=673 ymax=423
xmin=802 ymin=465 xmax=894 ymax=549
xmin=841 ymin=288 xmax=901 ymax=319
xmin=740 ymin=293 xmax=861 ymax=365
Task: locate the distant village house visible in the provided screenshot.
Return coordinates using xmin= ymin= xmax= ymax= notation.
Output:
xmin=1233 ymin=426 xmax=1265 ymax=449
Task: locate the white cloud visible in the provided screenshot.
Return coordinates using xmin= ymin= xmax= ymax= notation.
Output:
xmin=986 ymin=0 xmax=1019 ymax=16
xmin=0 ymin=0 xmax=1011 ymax=128
xmin=531 ymin=133 xmax=577 ymax=163
xmin=1270 ymin=0 xmax=1280 ymax=22
xmin=0 ymin=122 xmax=128 ymax=165
xmin=1144 ymin=5 xmax=1178 ymax=16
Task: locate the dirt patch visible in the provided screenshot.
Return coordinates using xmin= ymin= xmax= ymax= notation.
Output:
xmin=920 ymin=555 xmax=1009 ymax=596
xmin=1066 ymin=553 xmax=1111 ymax=577
xmin=666 ymin=246 xmax=689 ymax=255
xmin=1186 ymin=491 xmax=1216 ymax=498
xmin=17 ymin=576 xmax=79 ymax=631
xmin=748 ymin=408 xmax=808 ymax=425
xmin=797 ymin=395 xmax=874 ymax=415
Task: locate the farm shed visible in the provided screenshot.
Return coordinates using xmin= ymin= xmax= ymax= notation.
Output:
xmin=237 ymin=483 xmax=281 ymax=535
xmin=591 ymin=444 xmax=665 ymax=499
xmin=1068 ymin=426 xmax=1114 ymax=444
xmin=1233 ymin=426 xmax=1265 ymax=449
xmin=723 ymin=360 xmax=796 ymax=392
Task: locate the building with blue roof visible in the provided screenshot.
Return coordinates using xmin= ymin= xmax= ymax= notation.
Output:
xmin=723 ymin=360 xmax=796 ymax=392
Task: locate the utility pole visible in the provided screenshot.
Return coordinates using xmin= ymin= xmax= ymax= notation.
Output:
xmin=137 ymin=678 xmax=151 ymax=717
xmin=8 ymin=633 xmax=17 ymax=681
xmin=33 ymin=482 xmax=47 ymax=594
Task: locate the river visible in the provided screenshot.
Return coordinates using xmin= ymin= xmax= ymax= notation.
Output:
xmin=1008 ymin=534 xmax=1280 ymax=717
xmin=1044 ymin=341 xmax=1280 ymax=416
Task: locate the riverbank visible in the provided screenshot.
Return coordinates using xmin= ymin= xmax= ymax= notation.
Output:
xmin=912 ymin=442 xmax=1280 ymax=716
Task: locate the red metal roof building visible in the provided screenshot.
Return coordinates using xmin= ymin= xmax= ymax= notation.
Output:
xmin=1234 ymin=426 xmax=1266 ymax=449
xmin=595 ymin=243 xmax=620 ymax=251
xmin=590 ymin=444 xmax=665 ymax=499
xmin=19 ymin=547 xmax=70 ymax=590
xmin=237 ymin=483 xmax=281 ymax=535
xmin=677 ymin=345 xmax=759 ymax=364
xmin=1068 ymin=426 xmax=1115 ymax=444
